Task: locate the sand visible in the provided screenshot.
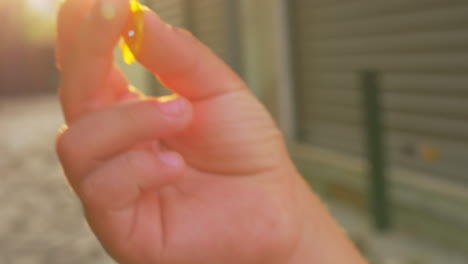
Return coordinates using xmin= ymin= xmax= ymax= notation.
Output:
xmin=0 ymin=96 xmax=114 ymax=264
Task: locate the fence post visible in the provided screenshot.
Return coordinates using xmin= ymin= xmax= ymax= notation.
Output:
xmin=361 ymin=70 xmax=391 ymax=231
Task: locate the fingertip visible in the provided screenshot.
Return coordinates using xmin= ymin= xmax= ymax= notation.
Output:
xmin=156 ymin=95 xmax=192 ymax=120
xmin=158 ymin=151 xmax=185 ymax=170
xmin=95 ymin=0 xmax=131 ymax=23
xmin=82 ymin=0 xmax=131 ymax=55
xmin=59 ymin=0 xmax=133 ymax=122
xmin=151 ymin=96 xmax=193 ymax=135
xmin=56 ymin=0 xmax=95 ymax=69
xmin=155 ymin=151 xmax=186 ymax=185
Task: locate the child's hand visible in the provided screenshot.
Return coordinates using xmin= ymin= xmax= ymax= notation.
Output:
xmin=55 ymin=1 xmax=366 ymax=264
xmin=56 ymin=0 xmax=301 ymax=263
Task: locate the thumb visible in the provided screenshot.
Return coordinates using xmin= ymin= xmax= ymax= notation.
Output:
xmin=121 ymin=2 xmax=287 ymax=176
xmin=122 ymin=3 xmax=246 ymax=101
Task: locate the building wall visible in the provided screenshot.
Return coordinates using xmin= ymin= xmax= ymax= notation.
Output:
xmin=289 ymin=0 xmax=468 ymax=185
xmin=287 ymin=0 xmax=468 ymax=251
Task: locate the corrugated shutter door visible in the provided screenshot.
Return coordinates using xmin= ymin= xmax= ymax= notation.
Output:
xmin=191 ymin=0 xmax=229 ymax=62
xmin=189 ymin=0 xmax=242 ymax=74
xmin=290 ymin=0 xmax=468 ymax=184
xmin=145 ymin=0 xmax=186 ymax=28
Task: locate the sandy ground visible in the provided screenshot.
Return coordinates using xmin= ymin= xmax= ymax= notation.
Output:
xmin=1 ymin=96 xmax=115 ymax=264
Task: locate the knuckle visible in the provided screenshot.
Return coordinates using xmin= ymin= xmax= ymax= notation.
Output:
xmin=121 ymin=101 xmax=161 ymax=139
xmin=123 ymin=150 xmax=158 ymax=176
xmin=118 ymin=103 xmax=149 ymax=138
xmin=79 ymin=175 xmax=100 ymax=205
xmin=55 ymin=127 xmax=75 ymax=163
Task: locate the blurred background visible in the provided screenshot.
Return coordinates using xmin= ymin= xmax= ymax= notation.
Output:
xmin=1 ymin=0 xmax=468 ymax=263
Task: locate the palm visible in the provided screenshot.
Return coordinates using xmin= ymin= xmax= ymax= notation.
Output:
xmin=85 ymin=85 xmax=300 ymax=264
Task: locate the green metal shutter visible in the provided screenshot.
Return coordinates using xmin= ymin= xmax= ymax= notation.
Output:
xmin=290 ymin=0 xmax=468 ymax=184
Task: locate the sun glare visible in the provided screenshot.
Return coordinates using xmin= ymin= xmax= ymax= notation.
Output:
xmin=26 ymin=0 xmax=56 ymax=15
xmin=22 ymin=0 xmax=61 ymax=44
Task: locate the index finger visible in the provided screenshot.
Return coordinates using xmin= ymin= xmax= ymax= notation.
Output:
xmin=60 ymin=0 xmax=130 ymax=123
xmin=122 ymin=6 xmax=247 ymax=101
xmin=56 ymin=0 xmax=94 ymax=70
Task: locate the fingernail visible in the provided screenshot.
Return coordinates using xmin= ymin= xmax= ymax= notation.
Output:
xmin=157 ymin=95 xmax=189 ymax=117
xmin=158 ymin=152 xmax=183 ymax=168
xmin=120 ymin=0 xmax=147 ymax=64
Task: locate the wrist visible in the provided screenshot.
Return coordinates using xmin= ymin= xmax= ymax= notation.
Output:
xmin=288 ymin=177 xmax=367 ymax=264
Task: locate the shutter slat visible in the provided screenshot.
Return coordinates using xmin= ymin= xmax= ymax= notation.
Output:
xmin=304 ymin=53 xmax=468 ymax=73
xmin=300 ymin=72 xmax=468 ymax=95
xmin=148 ymin=0 xmax=185 ymax=27
xmin=306 ymin=106 xmax=468 ymax=139
xmin=305 ymin=0 xmax=466 ymax=24
xmin=304 ymin=123 xmax=468 ymax=183
xmin=305 ymin=29 xmax=468 ymax=55
xmin=296 ymin=6 xmax=468 ymax=39
xmin=306 ymin=88 xmax=468 ymax=117
xmin=191 ymin=0 xmax=229 ymax=63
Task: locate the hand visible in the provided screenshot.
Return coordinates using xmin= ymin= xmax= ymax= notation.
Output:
xmin=55 ymin=1 xmax=366 ymax=263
